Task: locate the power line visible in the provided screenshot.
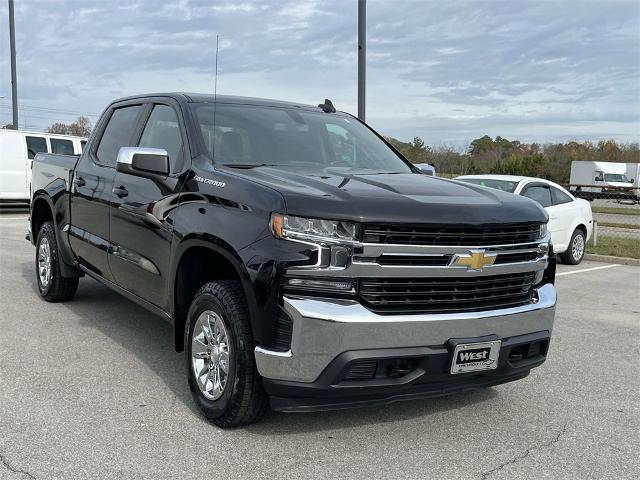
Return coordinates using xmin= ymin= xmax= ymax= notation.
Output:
xmin=0 ymin=103 xmax=100 ymax=117
xmin=0 ymin=110 xmax=90 ymax=121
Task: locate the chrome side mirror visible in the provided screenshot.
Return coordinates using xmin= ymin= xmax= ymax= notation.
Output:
xmin=116 ymin=147 xmax=169 ymax=177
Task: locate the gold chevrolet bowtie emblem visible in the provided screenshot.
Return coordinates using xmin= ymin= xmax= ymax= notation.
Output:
xmin=453 ymin=250 xmax=497 ymax=271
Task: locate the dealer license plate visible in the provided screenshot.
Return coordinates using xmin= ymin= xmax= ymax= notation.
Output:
xmin=450 ymin=340 xmax=501 ymax=374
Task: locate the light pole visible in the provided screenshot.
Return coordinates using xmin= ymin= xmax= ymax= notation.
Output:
xmin=8 ymin=0 xmax=19 ymax=130
xmin=357 ymin=0 xmax=366 ymax=121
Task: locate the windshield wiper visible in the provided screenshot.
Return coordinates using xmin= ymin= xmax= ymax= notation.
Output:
xmin=222 ymin=163 xmax=280 ymax=169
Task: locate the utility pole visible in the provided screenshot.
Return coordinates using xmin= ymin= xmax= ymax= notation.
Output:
xmin=8 ymin=0 xmax=19 ymax=130
xmin=357 ymin=0 xmax=366 ymax=121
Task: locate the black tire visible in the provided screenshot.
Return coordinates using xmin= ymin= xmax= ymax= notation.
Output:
xmin=560 ymin=229 xmax=586 ymax=265
xmin=35 ymin=221 xmax=79 ymax=302
xmin=185 ymin=280 xmax=268 ymax=427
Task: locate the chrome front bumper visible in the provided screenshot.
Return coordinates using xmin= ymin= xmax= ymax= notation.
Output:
xmin=255 ymin=283 xmax=556 ymax=383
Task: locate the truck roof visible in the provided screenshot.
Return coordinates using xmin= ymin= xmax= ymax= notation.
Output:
xmin=111 ymin=92 xmax=327 ymax=112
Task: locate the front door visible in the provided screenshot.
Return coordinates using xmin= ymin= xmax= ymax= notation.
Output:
xmin=108 ymin=102 xmax=187 ymax=309
xmin=520 ymin=183 xmax=558 ymax=243
xmin=69 ymin=104 xmax=143 ymax=280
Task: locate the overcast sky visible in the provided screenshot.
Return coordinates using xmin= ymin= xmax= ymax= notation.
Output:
xmin=1 ymin=0 xmax=639 ymax=146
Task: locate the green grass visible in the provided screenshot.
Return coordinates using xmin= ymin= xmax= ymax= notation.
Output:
xmin=587 ymin=236 xmax=640 ymax=259
xmin=598 ymin=222 xmax=640 ymax=230
xmin=592 ymin=207 xmax=640 ymax=216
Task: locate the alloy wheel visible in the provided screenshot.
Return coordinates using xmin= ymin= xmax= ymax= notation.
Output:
xmin=38 ymin=237 xmax=52 ymax=288
xmin=572 ymin=233 xmax=585 ymax=262
xmin=191 ymin=310 xmax=231 ymax=400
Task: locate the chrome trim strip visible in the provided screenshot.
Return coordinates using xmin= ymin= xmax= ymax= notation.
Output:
xmin=254 ymin=283 xmax=556 ymax=383
xmin=290 ymin=257 xmax=547 ymax=278
xmin=354 ymin=236 xmax=550 ymax=256
xmin=286 ymin=234 xmax=552 ymax=277
xmin=285 ymin=283 xmax=555 ymax=323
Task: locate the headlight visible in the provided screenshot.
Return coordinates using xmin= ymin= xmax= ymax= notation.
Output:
xmin=271 ymin=213 xmax=358 ymax=243
xmin=539 ymin=223 xmax=548 ymax=239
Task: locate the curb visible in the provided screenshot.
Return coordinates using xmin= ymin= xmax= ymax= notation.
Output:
xmin=584 ymin=253 xmax=640 ymax=266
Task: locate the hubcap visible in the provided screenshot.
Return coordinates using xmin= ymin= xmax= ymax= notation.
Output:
xmin=191 ymin=310 xmax=231 ymax=400
xmin=572 ymin=233 xmax=585 ymax=261
xmin=38 ymin=237 xmax=52 ymax=288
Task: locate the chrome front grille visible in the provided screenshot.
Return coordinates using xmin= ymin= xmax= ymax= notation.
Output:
xmin=285 ymin=223 xmax=551 ymax=315
xmin=359 ymin=272 xmax=537 ymax=314
xmin=362 ymin=223 xmax=542 ymax=246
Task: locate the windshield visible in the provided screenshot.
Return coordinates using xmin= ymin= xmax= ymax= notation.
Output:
xmin=457 ymin=178 xmax=519 ymax=193
xmin=190 ymin=103 xmax=413 ymax=174
xmin=603 ymin=173 xmax=630 ymax=183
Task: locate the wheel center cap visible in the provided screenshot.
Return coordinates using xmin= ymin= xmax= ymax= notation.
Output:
xmin=210 ymin=345 xmax=220 ymax=363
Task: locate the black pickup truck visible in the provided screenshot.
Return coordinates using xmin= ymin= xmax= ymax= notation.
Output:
xmin=29 ymin=93 xmax=556 ymax=426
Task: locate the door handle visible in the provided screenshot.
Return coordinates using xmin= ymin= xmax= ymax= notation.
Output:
xmin=112 ymin=186 xmax=129 ymax=198
xmin=74 ymin=176 xmax=86 ymax=187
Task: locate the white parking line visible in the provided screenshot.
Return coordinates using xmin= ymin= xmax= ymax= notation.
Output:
xmin=557 ymin=264 xmax=620 ymax=276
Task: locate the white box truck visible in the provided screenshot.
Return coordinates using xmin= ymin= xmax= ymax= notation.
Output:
xmin=569 ymin=161 xmax=635 ymax=193
xmin=0 ymin=129 xmax=86 ymax=202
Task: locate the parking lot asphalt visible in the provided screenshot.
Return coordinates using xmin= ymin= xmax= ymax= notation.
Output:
xmin=1 ymin=212 xmax=638 ymax=480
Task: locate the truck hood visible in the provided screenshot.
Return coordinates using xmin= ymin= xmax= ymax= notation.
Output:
xmin=227 ymin=167 xmax=548 ymax=225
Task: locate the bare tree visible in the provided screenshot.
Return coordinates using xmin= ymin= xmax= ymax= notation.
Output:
xmin=67 ymin=116 xmax=92 ymax=137
xmin=45 ymin=116 xmax=92 ymax=137
xmin=46 ymin=122 xmax=69 ymax=134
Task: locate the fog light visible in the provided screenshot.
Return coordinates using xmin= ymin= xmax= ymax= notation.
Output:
xmin=286 ymin=278 xmax=355 ymax=293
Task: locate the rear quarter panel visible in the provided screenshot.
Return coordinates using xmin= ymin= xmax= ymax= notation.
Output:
xmin=31 ymin=153 xmax=80 ymax=264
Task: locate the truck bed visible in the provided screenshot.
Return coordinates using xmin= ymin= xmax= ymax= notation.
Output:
xmin=31 ymin=153 xmax=80 ymax=197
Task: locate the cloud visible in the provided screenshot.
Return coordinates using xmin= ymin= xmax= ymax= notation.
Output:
xmin=0 ymin=0 xmax=638 ymax=143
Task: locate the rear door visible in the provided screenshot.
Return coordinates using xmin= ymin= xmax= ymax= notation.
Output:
xmin=108 ymin=101 xmax=187 ymax=309
xmin=69 ymin=104 xmax=144 ymax=280
xmin=549 ymin=186 xmax=577 ymax=251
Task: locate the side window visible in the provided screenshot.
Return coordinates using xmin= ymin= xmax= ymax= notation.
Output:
xmin=96 ymin=105 xmax=143 ymax=167
xmin=326 ymin=123 xmax=356 ymax=165
xmin=138 ymin=105 xmax=183 ymax=171
xmin=522 ymin=184 xmax=552 ymax=207
xmin=551 ymin=186 xmax=573 ymax=205
xmin=80 ymin=140 xmax=87 ymax=152
xmin=50 ymin=138 xmax=74 ymax=155
xmin=25 ymin=136 xmax=48 ymax=159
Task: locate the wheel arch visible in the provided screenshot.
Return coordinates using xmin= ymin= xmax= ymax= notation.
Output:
xmin=30 ymin=192 xmax=55 ymax=243
xmin=171 ymin=236 xmax=259 ymax=352
xmin=574 ymin=223 xmax=588 ymax=237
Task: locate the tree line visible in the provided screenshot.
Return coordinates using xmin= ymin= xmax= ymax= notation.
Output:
xmin=386 ymin=135 xmax=640 ymax=184
xmin=1 ymin=115 xmax=92 ymax=137
xmin=45 ymin=116 xmax=92 ymax=137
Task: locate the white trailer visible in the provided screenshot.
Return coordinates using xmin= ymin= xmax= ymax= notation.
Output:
xmin=0 ymin=129 xmax=86 ymax=202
